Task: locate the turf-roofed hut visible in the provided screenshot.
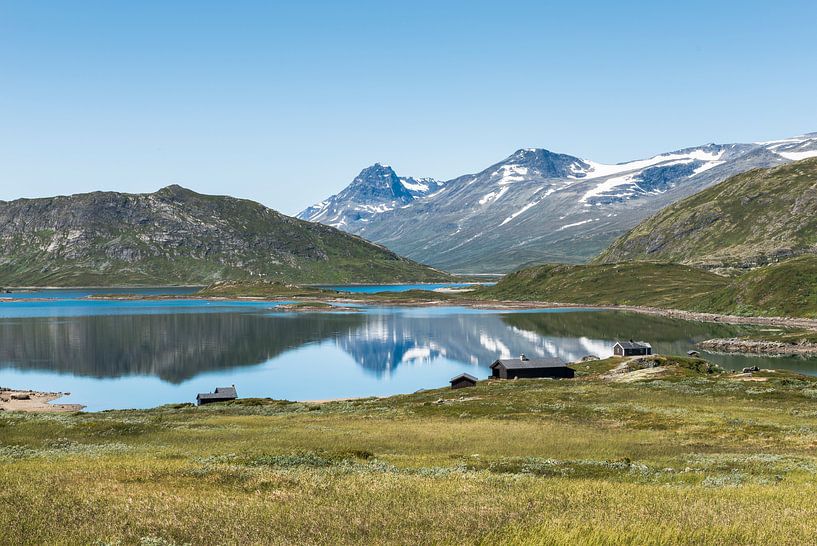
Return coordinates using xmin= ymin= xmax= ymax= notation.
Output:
xmin=489 ymin=355 xmax=574 ymax=379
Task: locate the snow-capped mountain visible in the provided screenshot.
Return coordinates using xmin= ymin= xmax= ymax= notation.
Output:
xmin=298 ymin=163 xmax=443 ymax=228
xmin=298 ymin=133 xmax=817 ymax=273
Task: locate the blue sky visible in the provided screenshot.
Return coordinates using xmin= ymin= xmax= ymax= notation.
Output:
xmin=1 ymin=0 xmax=815 ymax=214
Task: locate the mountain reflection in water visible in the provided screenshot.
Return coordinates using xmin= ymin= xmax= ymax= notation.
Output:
xmin=0 ymin=306 xmax=791 ymax=382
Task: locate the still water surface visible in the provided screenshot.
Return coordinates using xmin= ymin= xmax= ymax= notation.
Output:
xmin=0 ymin=288 xmax=815 ymax=411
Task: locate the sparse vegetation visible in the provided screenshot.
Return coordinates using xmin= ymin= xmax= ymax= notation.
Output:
xmin=596 ymin=158 xmax=817 ymax=267
xmin=4 ymin=357 xmax=817 ymax=544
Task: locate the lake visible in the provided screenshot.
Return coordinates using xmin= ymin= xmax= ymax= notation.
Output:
xmin=1 ymin=289 xmax=816 ymax=411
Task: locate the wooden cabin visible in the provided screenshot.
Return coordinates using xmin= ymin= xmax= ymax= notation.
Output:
xmin=196 ymin=385 xmax=237 ymax=406
xmin=489 ymin=355 xmax=574 ymax=380
xmin=450 ymin=373 xmax=478 ymax=389
xmin=613 ymin=340 xmax=652 ymax=357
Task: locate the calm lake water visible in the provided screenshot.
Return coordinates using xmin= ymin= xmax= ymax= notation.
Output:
xmin=1 ymin=288 xmax=816 ymax=411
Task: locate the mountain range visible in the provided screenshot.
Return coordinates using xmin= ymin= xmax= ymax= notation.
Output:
xmin=299 ymin=133 xmax=817 ymax=273
xmin=0 ymin=185 xmax=449 ymax=286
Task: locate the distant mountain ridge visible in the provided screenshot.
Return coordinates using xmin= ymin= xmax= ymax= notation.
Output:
xmin=299 ymin=133 xmax=817 ymax=273
xmin=0 ymin=185 xmax=450 ymax=286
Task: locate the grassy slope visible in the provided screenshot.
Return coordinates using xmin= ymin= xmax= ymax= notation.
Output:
xmin=4 ymin=358 xmax=817 ymax=544
xmin=697 ymin=255 xmax=817 ymax=318
xmin=596 ymin=158 xmax=817 ymax=266
xmin=476 ymin=262 xmax=729 ymax=308
xmin=476 ymin=258 xmax=817 ymax=319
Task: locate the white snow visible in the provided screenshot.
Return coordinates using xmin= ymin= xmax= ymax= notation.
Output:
xmin=355 ymin=203 xmax=395 ymax=213
xmin=556 ymin=218 xmax=596 ymax=231
xmin=579 ymin=173 xmax=637 ymax=203
xmin=498 ymin=188 xmax=555 ymax=227
xmin=575 ymin=148 xmax=726 ymax=181
xmin=692 ymin=160 xmax=725 ymax=176
xmin=578 ymin=149 xmax=727 ymax=203
xmin=755 ymin=135 xmax=810 ymax=146
xmin=479 ymin=186 xmax=509 ymax=205
xmin=496 ymin=165 xmax=529 ymax=185
xmin=499 ymin=201 xmax=538 ymax=226
xmin=777 ymin=150 xmax=817 ymax=161
xmin=401 ymin=180 xmax=429 ymax=192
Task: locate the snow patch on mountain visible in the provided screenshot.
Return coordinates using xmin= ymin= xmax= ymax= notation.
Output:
xmin=557 ymin=218 xmax=597 ymax=231
xmin=577 ymin=148 xmax=725 ymax=180
xmin=778 ymin=150 xmax=817 ymax=161
xmin=496 ymin=165 xmax=530 ymax=185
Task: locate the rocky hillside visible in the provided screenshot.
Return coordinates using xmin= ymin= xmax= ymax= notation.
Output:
xmin=300 ymin=133 xmax=817 ymax=273
xmin=0 ymin=185 xmax=450 ymax=286
xmin=596 ymin=158 xmax=817 ymax=267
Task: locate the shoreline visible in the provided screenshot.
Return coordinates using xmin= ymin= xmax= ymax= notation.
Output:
xmin=697 ymin=338 xmax=817 ymax=357
xmin=0 ymin=388 xmax=84 ymax=413
xmin=72 ymin=292 xmax=817 ymax=331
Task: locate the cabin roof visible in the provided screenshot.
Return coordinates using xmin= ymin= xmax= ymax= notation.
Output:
xmin=490 ymin=357 xmax=567 ymax=370
xmin=614 ymin=340 xmax=652 ymax=349
xmin=196 ymin=386 xmax=237 ymax=400
xmin=450 ymin=373 xmax=478 ymax=382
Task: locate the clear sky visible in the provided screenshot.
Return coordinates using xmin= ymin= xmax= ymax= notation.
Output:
xmin=1 ymin=0 xmax=815 ymax=214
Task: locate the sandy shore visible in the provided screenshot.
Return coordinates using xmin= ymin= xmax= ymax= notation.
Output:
xmin=0 ymin=388 xmax=84 ymax=413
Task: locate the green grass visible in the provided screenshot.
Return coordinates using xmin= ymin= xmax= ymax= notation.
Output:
xmin=5 ymin=357 xmax=817 ymax=544
xmin=696 ymin=255 xmax=817 ymax=318
xmin=475 ymin=257 xmax=817 ymax=319
xmin=474 ymin=262 xmax=729 ymax=308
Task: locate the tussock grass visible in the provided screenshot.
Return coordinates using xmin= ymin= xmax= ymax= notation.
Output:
xmin=3 ymin=359 xmax=817 ymax=544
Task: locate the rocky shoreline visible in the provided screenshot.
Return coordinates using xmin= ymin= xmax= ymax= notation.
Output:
xmin=697 ymin=338 xmax=817 ymax=357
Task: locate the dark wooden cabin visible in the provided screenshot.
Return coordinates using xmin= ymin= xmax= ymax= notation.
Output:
xmin=196 ymin=385 xmax=237 ymax=406
xmin=450 ymin=373 xmax=478 ymax=389
xmin=490 ymin=355 xmax=574 ymax=380
xmin=613 ymin=340 xmax=652 ymax=357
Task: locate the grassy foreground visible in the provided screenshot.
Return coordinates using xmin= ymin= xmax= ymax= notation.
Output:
xmin=4 ymin=357 xmax=817 ymax=544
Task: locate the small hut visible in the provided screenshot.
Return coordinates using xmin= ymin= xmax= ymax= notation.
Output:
xmin=450 ymin=373 xmax=478 ymax=389
xmin=489 ymin=355 xmax=574 ymax=380
xmin=613 ymin=340 xmax=652 ymax=357
xmin=196 ymin=385 xmax=237 ymax=406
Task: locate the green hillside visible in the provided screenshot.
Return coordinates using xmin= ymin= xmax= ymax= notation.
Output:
xmin=596 ymin=158 xmax=817 ymax=267
xmin=0 ymin=185 xmax=451 ymax=286
xmin=696 ymin=255 xmax=817 ymax=318
xmin=477 ymin=257 xmax=817 ymax=319
xmin=476 ymin=262 xmax=728 ymax=308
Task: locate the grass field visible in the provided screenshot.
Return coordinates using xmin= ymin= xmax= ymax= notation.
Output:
xmin=4 ymin=356 xmax=817 ymax=544
xmin=475 ymin=262 xmax=729 ymax=308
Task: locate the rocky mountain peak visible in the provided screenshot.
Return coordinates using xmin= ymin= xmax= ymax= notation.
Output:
xmin=344 ymin=163 xmax=413 ymax=203
xmin=502 ymin=148 xmax=589 ymax=178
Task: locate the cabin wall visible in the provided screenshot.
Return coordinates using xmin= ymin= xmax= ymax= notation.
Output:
xmin=506 ymin=367 xmax=575 ymax=379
